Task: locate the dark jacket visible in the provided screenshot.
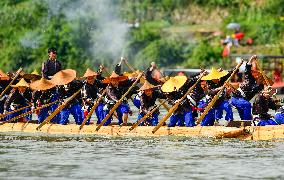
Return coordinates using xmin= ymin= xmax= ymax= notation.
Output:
xmin=58 ymin=80 xmax=83 ymax=106
xmin=81 ymin=79 xmax=105 ymax=106
xmin=140 ymin=88 xmax=166 ymax=114
xmin=42 ymin=59 xmax=62 ymax=79
xmin=233 ymin=63 xmax=264 ymax=101
xmin=4 ymin=89 xmax=32 ymax=110
xmin=253 ymin=94 xmax=280 ymax=119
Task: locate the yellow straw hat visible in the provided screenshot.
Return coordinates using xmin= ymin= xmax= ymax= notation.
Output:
xmin=0 ymin=69 xmax=9 ymax=80
xmin=103 ymin=71 xmax=128 ymax=84
xmin=51 ymin=69 xmax=76 ymax=85
xmin=83 ymin=68 xmax=98 ymax=78
xmin=30 ymin=78 xmax=56 ymax=91
xmin=139 ymin=81 xmax=157 ymax=91
xmin=161 ymin=76 xmax=187 ymax=93
xmin=201 ymin=67 xmax=228 ymax=80
xmin=11 ymin=78 xmax=29 ymax=88
xmin=23 ymin=69 xmax=41 ymax=80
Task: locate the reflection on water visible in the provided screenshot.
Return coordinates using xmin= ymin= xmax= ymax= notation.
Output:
xmin=0 ymin=133 xmax=284 ymax=179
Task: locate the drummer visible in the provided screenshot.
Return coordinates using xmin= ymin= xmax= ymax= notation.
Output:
xmin=42 ymin=47 xmax=62 ymax=80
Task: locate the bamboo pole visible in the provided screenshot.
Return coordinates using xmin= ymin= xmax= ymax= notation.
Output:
xmin=129 ymin=99 xmax=167 ymax=131
xmin=0 ymin=100 xmax=58 ymax=125
xmin=36 ymin=89 xmax=82 ymax=130
xmin=152 ymin=74 xmax=205 ymax=134
xmin=79 ymin=89 xmax=107 ymax=130
xmin=96 ymin=72 xmax=144 ymax=131
xmin=196 ymin=61 xmax=244 ymax=125
xmin=0 ymin=68 xmax=23 ymax=99
xmin=0 ymin=104 xmax=32 ymax=119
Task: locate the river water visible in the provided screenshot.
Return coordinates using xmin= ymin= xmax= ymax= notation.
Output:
xmin=1 ymin=99 xmax=284 ymax=179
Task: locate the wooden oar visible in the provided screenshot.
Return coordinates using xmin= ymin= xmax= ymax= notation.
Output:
xmin=123 ymin=60 xmax=170 ymax=112
xmin=0 ymin=100 xmax=58 ymax=125
xmin=196 ymin=61 xmax=244 ymax=125
xmin=36 ymin=89 xmax=82 ymax=130
xmin=96 ymin=72 xmax=144 ymax=131
xmin=255 ymin=60 xmax=273 ymax=86
xmin=0 ymin=104 xmax=32 ymax=119
xmin=79 ymin=89 xmax=107 ymax=130
xmin=0 ymin=68 xmax=23 ymax=99
xmin=152 ymin=74 xmax=205 ymax=134
xmin=129 ymin=99 xmax=167 ymax=131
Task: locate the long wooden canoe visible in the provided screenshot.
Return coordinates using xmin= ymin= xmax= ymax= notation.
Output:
xmin=0 ymin=123 xmax=283 ymax=141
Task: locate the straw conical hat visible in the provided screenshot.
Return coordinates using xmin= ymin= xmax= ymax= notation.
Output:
xmin=139 ymin=81 xmax=157 ymax=91
xmin=83 ymin=68 xmax=98 ymax=77
xmin=103 ymin=71 xmax=128 ymax=84
xmin=30 ymin=78 xmax=56 ymax=91
xmin=23 ymin=69 xmax=41 ymax=80
xmin=0 ymin=69 xmax=9 ymax=80
xmin=51 ymin=69 xmax=76 ymax=85
xmin=123 ymin=70 xmax=142 ymax=78
xmin=201 ymin=67 xmax=228 ymax=80
xmin=161 ymin=76 xmax=187 ymax=93
xmin=11 ymin=78 xmax=29 ymax=88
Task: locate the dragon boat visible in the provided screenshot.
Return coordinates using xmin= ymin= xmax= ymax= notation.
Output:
xmin=0 ymin=122 xmax=283 ymax=141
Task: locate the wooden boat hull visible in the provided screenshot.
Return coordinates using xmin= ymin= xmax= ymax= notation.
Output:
xmin=0 ymin=123 xmax=284 ymax=141
xmin=0 ymin=123 xmax=244 ymax=138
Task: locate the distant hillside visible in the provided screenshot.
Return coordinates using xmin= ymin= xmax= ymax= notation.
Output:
xmin=0 ymin=0 xmax=283 ymax=73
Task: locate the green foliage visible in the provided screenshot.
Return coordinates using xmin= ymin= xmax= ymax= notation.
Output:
xmin=0 ymin=0 xmax=283 ymax=74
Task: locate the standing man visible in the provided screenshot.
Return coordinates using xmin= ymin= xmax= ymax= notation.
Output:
xmin=42 ymin=47 xmax=62 ymax=80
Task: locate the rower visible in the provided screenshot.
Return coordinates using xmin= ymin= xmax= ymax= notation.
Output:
xmin=275 ymin=103 xmax=284 ymax=125
xmin=102 ymin=67 xmax=137 ymax=125
xmin=136 ymin=81 xmax=165 ymax=126
xmin=4 ymin=78 xmax=32 ymax=122
xmin=231 ymin=55 xmax=264 ymax=120
xmin=30 ymin=78 xmax=59 ymax=124
xmin=200 ymin=67 xmax=233 ymax=126
xmin=81 ymin=68 xmax=106 ymax=125
xmin=52 ymin=69 xmax=84 ymax=125
xmin=252 ymin=86 xmax=280 ymax=126
xmin=163 ymin=72 xmax=204 ymax=127
xmin=0 ymin=70 xmax=10 ymax=120
xmin=42 ymin=47 xmax=62 ymax=80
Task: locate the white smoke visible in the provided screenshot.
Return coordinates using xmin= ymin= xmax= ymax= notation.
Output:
xmin=43 ymin=0 xmax=129 ymax=65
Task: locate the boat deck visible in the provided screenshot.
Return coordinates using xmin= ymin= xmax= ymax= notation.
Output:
xmin=0 ymin=123 xmax=284 ymax=140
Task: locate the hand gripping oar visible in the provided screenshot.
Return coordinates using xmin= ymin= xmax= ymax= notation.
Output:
xmin=96 ymin=72 xmax=144 ymax=131
xmin=152 ymin=74 xmax=205 ymax=134
xmin=129 ymin=99 xmax=167 ymax=131
xmin=123 ymin=60 xmax=170 ymax=112
xmin=0 ymin=104 xmax=32 ymax=119
xmin=196 ymin=61 xmax=244 ymax=125
xmin=0 ymin=100 xmax=58 ymax=125
xmin=36 ymin=89 xmax=82 ymax=130
xmin=0 ymin=68 xmax=23 ymax=99
xmin=79 ymin=89 xmax=107 ymax=130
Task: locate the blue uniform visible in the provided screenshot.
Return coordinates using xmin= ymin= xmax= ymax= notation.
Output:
xmin=253 ymin=94 xmax=280 ymax=126
xmin=274 ymin=106 xmax=284 ymax=124
xmin=4 ymin=88 xmax=32 ymax=122
xmin=232 ymin=63 xmax=264 ymax=120
xmin=33 ymin=88 xmax=60 ymax=124
xmin=58 ymin=80 xmax=84 ymax=125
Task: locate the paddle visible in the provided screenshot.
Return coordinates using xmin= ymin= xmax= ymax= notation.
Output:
xmin=123 ymin=59 xmax=170 ymax=112
xmin=0 ymin=68 xmax=23 ymax=99
xmin=255 ymin=60 xmax=273 ymax=86
xmin=96 ymin=72 xmax=144 ymax=131
xmin=36 ymin=88 xmax=82 ymax=130
xmin=196 ymin=61 xmax=244 ymax=125
xmin=0 ymin=104 xmax=32 ymax=119
xmin=129 ymin=99 xmax=167 ymax=131
xmin=152 ymin=73 xmax=205 ymax=134
xmin=79 ymin=89 xmax=107 ymax=130
xmin=0 ymin=100 xmax=58 ymax=125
